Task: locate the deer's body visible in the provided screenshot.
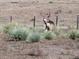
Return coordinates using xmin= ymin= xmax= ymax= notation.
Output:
xmin=43 ymin=18 xmax=55 ymax=31
xmin=40 ymin=11 xmax=55 ymax=31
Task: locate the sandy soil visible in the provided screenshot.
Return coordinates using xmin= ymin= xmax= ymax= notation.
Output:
xmin=0 ymin=33 xmax=79 ymax=59
xmin=0 ymin=0 xmax=78 ymax=28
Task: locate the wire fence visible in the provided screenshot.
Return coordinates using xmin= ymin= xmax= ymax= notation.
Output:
xmin=0 ymin=15 xmax=78 ymax=30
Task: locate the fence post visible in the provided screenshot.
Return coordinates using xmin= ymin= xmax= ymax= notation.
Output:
xmin=77 ymin=15 xmax=79 ymax=29
xmin=33 ymin=16 xmax=36 ymax=28
xmin=56 ymin=16 xmax=58 ymax=26
xmin=10 ymin=16 xmax=12 ymax=23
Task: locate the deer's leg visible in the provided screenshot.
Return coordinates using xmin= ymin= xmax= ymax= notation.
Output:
xmin=45 ymin=25 xmax=50 ymax=31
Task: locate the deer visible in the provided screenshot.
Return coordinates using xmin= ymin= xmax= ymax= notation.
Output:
xmin=43 ymin=18 xmax=55 ymax=31
xmin=42 ymin=12 xmax=55 ymax=31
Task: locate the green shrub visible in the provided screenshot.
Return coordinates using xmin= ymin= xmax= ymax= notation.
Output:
xmin=75 ymin=31 xmax=79 ymax=38
xmin=26 ymin=32 xmax=40 ymax=42
xmin=3 ymin=23 xmax=18 ymax=33
xmin=9 ymin=27 xmax=28 ymax=41
xmin=44 ymin=31 xmax=56 ymax=40
xmin=34 ymin=27 xmax=44 ymax=33
xmin=0 ymin=25 xmax=4 ymax=33
xmin=3 ymin=23 xmax=29 ymax=41
xmin=69 ymin=31 xmax=76 ymax=40
xmin=29 ymin=27 xmax=44 ymax=33
xmin=68 ymin=30 xmax=79 ymax=40
xmin=53 ymin=29 xmax=61 ymax=36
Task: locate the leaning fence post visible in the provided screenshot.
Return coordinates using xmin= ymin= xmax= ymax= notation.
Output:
xmin=77 ymin=15 xmax=79 ymax=29
xmin=56 ymin=16 xmax=58 ymax=26
xmin=10 ymin=16 xmax=12 ymax=23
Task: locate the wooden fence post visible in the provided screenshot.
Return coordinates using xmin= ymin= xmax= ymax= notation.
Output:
xmin=56 ymin=16 xmax=58 ymax=26
xmin=10 ymin=16 xmax=12 ymax=23
xmin=33 ymin=16 xmax=36 ymax=28
xmin=77 ymin=15 xmax=79 ymax=29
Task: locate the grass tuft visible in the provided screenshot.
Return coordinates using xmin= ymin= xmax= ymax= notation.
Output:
xmin=43 ymin=31 xmax=56 ymax=40
xmin=26 ymin=32 xmax=41 ymax=42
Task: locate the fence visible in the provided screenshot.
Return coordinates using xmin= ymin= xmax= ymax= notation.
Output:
xmin=0 ymin=15 xmax=79 ymax=30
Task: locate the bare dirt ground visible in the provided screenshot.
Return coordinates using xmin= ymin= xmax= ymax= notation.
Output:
xmin=0 ymin=33 xmax=79 ymax=59
xmin=0 ymin=0 xmax=79 ymax=27
xmin=0 ymin=0 xmax=79 ymax=59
